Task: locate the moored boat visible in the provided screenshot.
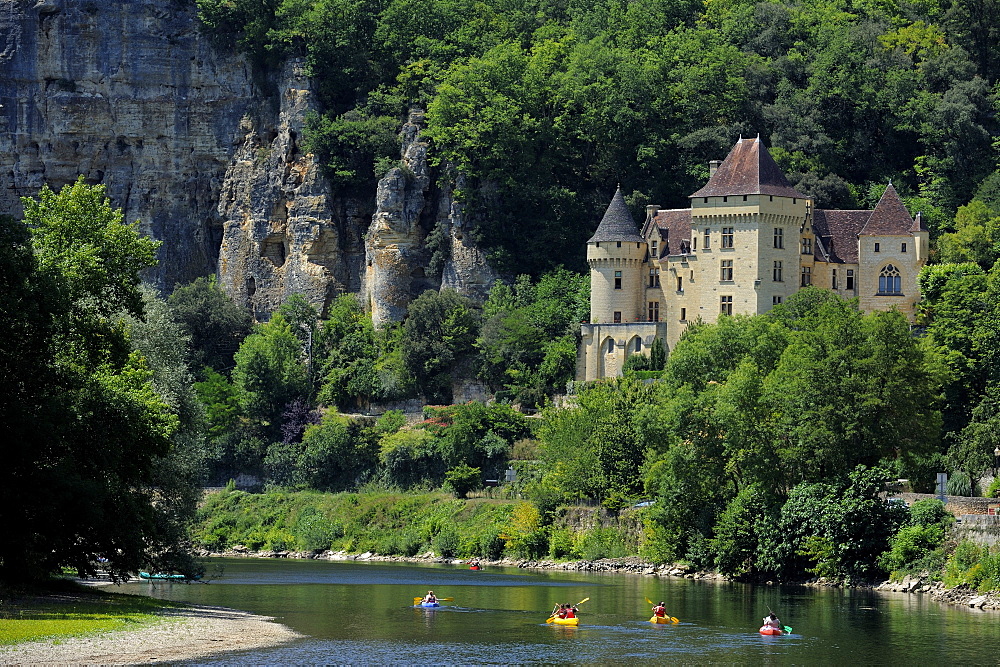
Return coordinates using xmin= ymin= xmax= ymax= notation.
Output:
xmin=139 ymin=571 xmax=200 ymax=581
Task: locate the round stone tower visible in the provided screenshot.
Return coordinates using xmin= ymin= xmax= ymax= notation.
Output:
xmin=587 ymin=187 xmax=646 ymax=324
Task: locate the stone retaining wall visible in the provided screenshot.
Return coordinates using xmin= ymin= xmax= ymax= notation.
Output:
xmin=894 ymin=492 xmax=999 ymax=516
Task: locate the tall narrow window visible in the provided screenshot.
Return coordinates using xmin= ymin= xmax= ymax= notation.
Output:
xmin=680 ymin=307 xmax=687 ymax=321
xmin=607 ymin=338 xmax=614 ymax=354
xmin=879 ymin=264 xmax=902 ymax=294
xmin=704 ymin=228 xmax=711 ymax=249
xmin=722 ymin=227 xmax=734 ymax=248
xmin=773 ymin=261 xmax=783 ymax=282
xmin=774 ymin=228 xmax=784 ymax=249
xmin=901 ymin=242 xmax=907 ymax=253
xmin=720 ymin=259 xmax=733 ymax=282
xmin=651 ymin=240 xmax=658 ymax=257
xmin=616 ymin=241 xmax=621 ymax=248
xmin=846 ymin=269 xmax=855 ymax=290
xmin=874 ymin=242 xmax=880 ymax=252
xmin=801 ymin=265 xmax=812 ymax=286
xmin=832 ymin=269 xmax=838 ymax=289
xmin=693 ymin=236 xmax=698 ymax=250
xmin=613 ymin=311 xmax=622 ymax=323
xmin=649 ymin=269 xmax=657 ymax=287
xmin=676 ymin=276 xmax=683 ymax=292
xmin=634 ymin=337 xmax=642 ymax=352
xmin=802 ymin=237 xmax=812 ymax=254
xmin=614 ymin=270 xmax=622 ymax=290
xmin=720 ymin=295 xmax=733 ymax=316
xmin=654 ymin=269 xmax=660 ymax=286
xmin=648 ymin=301 xmax=659 ymax=322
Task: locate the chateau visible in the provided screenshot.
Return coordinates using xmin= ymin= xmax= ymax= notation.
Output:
xmin=578 ymin=137 xmax=929 ymax=380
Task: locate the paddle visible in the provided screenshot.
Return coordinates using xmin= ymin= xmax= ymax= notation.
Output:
xmin=644 ymin=597 xmax=679 ymax=623
xmin=413 ymin=597 xmax=454 ymax=602
xmin=546 ymin=597 xmax=589 ymax=623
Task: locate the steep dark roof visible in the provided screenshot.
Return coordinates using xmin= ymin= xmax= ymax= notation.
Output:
xmin=860 ymin=184 xmax=914 ymax=236
xmin=587 ymin=187 xmax=644 ymax=244
xmin=911 ymin=212 xmax=928 ymax=233
xmin=811 ymin=209 xmax=870 ymax=264
xmin=652 ymin=209 xmax=693 ymax=255
xmin=690 ymin=137 xmax=806 ymax=199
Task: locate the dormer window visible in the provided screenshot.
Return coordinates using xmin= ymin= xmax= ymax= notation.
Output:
xmin=802 ymin=238 xmax=812 ymax=254
xmin=651 ymin=240 xmax=658 ymax=257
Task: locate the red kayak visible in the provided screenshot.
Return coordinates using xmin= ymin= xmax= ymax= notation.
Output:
xmin=469 ymin=565 xmax=480 ymax=570
xmin=759 ymin=625 xmax=783 ymax=635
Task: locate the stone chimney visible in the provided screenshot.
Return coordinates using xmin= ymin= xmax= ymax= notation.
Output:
xmin=709 ymin=160 xmax=722 ymax=176
xmin=645 ymin=204 xmax=659 ymax=221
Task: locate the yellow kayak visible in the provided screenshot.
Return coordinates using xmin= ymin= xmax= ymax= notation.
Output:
xmin=650 ymin=615 xmax=678 ymax=624
xmin=551 ymin=617 xmax=580 ymax=626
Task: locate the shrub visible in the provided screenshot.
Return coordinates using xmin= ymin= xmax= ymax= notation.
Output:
xmin=548 ymin=528 xmax=575 ymax=559
xmin=433 ymin=526 xmax=460 ymax=558
xmin=947 ymin=471 xmax=973 ymax=497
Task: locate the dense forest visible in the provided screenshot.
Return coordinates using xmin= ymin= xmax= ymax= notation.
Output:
xmin=6 ymin=0 xmax=1000 ymax=586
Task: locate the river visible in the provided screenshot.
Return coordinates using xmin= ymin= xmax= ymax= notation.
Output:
xmin=117 ymin=558 xmax=999 ymax=664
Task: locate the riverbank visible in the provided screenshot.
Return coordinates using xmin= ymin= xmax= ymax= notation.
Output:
xmin=0 ymin=595 xmax=303 ymax=664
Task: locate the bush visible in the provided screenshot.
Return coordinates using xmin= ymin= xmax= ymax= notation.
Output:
xmin=478 ymin=529 xmax=506 ymax=559
xmin=444 ymin=463 xmax=481 ymax=499
xmin=987 ymin=477 xmax=1000 ymax=498
xmin=947 ymin=471 xmax=973 ymax=497
xmin=548 ymin=528 xmax=575 ymax=559
xmin=433 ymin=526 xmax=460 ymax=558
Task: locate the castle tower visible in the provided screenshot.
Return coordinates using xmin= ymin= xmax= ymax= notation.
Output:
xmin=856 ymin=184 xmax=924 ymax=318
xmin=681 ymin=137 xmax=810 ymax=324
xmin=587 ymin=187 xmax=646 ymax=324
xmin=578 ymin=187 xmax=665 ymax=380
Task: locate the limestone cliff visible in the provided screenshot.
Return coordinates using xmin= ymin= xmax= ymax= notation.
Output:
xmin=215 ymin=60 xmax=367 ymax=319
xmin=0 ymin=0 xmax=496 ymax=320
xmin=0 ymin=0 xmax=253 ymax=290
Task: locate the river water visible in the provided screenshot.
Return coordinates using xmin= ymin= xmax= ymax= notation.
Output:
xmin=117 ymin=558 xmax=999 ymax=664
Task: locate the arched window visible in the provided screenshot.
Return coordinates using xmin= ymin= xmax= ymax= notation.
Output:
xmin=633 ymin=337 xmax=642 ymax=353
xmin=879 ymin=264 xmax=902 ymax=295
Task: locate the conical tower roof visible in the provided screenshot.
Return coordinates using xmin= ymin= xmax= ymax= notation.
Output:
xmin=690 ymin=137 xmax=806 ymax=199
xmin=861 ymin=184 xmax=914 ymax=236
xmin=587 ymin=187 xmax=644 ymax=243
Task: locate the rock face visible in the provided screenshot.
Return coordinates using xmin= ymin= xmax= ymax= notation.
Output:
xmin=0 ymin=0 xmax=496 ymax=320
xmin=216 ymin=60 xmax=367 ymax=319
xmin=0 ymin=0 xmax=254 ymax=290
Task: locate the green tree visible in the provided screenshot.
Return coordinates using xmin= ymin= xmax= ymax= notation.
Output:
xmin=401 ymin=289 xmax=479 ymax=403
xmin=168 ymin=276 xmax=253 ymax=376
xmin=0 ymin=182 xmax=195 ymax=583
xmin=232 ymin=312 xmax=309 ymax=440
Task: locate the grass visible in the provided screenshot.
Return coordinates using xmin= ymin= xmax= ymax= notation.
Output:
xmin=0 ymin=580 xmax=187 ymax=646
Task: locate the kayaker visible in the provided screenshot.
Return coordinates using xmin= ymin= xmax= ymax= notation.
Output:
xmin=423 ymin=591 xmax=437 ymax=604
xmin=555 ymin=604 xmax=568 ymax=619
xmin=652 ymin=602 xmax=667 ymax=618
xmin=564 ymin=604 xmax=577 ymax=619
xmin=762 ymin=612 xmax=781 ymax=630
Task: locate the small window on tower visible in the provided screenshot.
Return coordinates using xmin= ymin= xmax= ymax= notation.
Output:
xmin=676 ymin=276 xmax=683 ymax=292
xmin=613 ymin=311 xmax=622 ymax=323
xmin=902 ymin=242 xmax=907 ymax=253
xmin=614 ymin=271 xmax=622 ymax=290
xmin=616 ymin=241 xmax=622 ymax=248
xmin=847 ymin=269 xmax=855 ymax=290
xmin=680 ymin=307 xmax=687 ymax=322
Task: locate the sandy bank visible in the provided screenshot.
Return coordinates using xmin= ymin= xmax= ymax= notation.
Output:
xmin=0 ymin=603 xmax=303 ymax=665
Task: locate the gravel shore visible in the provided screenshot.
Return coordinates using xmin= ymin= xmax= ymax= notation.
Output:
xmin=0 ymin=603 xmax=303 ymax=665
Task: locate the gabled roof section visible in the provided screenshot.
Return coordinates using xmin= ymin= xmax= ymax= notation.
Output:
xmin=911 ymin=211 xmax=928 ymax=233
xmin=652 ymin=209 xmax=692 ymax=256
xmin=690 ymin=137 xmax=806 ymax=199
xmin=587 ymin=187 xmax=644 ymax=244
xmin=812 ymin=209 xmax=871 ymax=264
xmin=860 ymin=184 xmax=914 ymax=236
